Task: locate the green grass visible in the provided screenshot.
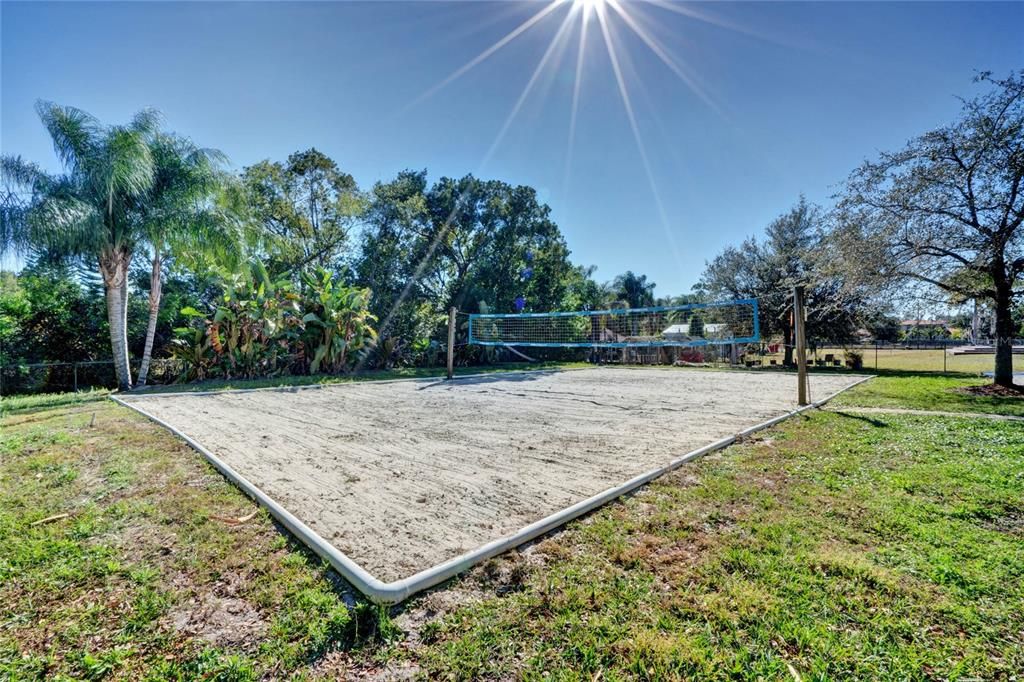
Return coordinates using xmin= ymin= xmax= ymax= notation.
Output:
xmin=0 ymin=402 xmax=394 ymax=680
xmin=410 ymin=410 xmax=1024 ymax=680
xmin=2 ymin=370 xmax=1022 ymax=679
xmin=833 ymin=374 xmax=1024 ymax=417
xmin=0 ymin=388 xmax=110 ymax=416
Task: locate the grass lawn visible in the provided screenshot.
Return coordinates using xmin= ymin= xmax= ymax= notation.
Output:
xmin=831 ymin=373 xmax=1024 ymax=418
xmin=1 ymin=371 xmax=1022 ymax=679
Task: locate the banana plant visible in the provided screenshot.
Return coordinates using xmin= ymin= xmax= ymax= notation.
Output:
xmin=208 ymin=260 xmax=300 ymax=378
xmin=167 ymin=306 xmax=213 ymax=381
xmin=301 ymin=267 xmax=377 ymax=374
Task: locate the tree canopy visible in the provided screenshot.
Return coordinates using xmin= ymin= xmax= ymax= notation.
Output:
xmin=835 ymin=70 xmax=1024 ymax=385
xmin=243 ymin=148 xmax=363 ymax=275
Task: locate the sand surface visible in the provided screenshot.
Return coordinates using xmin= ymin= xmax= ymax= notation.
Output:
xmin=120 ymin=368 xmax=863 ymax=581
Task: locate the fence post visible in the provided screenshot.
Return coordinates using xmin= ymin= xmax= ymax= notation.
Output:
xmin=446 ymin=307 xmax=457 ymax=380
xmin=74 ymin=363 xmax=79 ymax=392
xmin=943 ymin=341 xmax=947 ymax=373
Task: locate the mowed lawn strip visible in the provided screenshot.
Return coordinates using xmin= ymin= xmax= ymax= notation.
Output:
xmin=0 ymin=372 xmax=1021 ymax=679
xmin=831 ymin=373 xmax=1024 ymax=417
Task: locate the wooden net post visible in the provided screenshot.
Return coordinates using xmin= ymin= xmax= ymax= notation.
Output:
xmin=447 ymin=307 xmax=457 ymax=380
xmin=794 ymin=286 xmax=808 ymax=406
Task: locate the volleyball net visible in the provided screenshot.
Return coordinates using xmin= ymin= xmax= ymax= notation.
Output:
xmin=468 ymin=299 xmax=759 ymax=348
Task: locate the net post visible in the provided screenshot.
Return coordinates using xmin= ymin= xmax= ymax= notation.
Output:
xmin=447 ymin=307 xmax=457 ymax=380
xmin=794 ymin=286 xmax=808 ymax=405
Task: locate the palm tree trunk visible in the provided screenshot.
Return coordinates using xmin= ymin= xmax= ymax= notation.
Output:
xmin=100 ymin=249 xmax=133 ymax=391
xmin=136 ymin=253 xmax=163 ymax=387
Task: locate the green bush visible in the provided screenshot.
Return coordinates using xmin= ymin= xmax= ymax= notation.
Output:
xmin=172 ymin=261 xmax=377 ymax=381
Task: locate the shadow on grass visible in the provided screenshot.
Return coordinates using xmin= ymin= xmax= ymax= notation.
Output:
xmin=829 ymin=410 xmax=890 ymax=428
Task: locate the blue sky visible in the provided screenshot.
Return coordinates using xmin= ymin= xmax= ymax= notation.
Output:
xmin=3 ymin=1 xmax=1023 ymax=295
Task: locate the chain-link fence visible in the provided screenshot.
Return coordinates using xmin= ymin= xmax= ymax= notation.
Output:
xmin=0 ymin=359 xmax=184 ymax=396
xmin=5 ymin=340 xmax=1021 ymax=397
xmin=746 ymin=341 xmax=1023 ymax=375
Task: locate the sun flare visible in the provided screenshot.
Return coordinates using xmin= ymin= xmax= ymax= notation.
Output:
xmin=573 ymin=0 xmax=605 ymax=15
xmin=403 ymin=0 xmax=768 ymax=305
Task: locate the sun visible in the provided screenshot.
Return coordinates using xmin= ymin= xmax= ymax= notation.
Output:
xmin=573 ymin=0 xmax=605 ymax=14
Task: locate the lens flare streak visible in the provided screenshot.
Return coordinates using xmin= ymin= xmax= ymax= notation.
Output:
xmin=386 ymin=0 xmax=762 ymax=332
xmin=594 ymin=1 xmax=684 ymax=268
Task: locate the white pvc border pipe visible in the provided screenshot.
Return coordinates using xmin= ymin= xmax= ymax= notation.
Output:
xmin=111 ymin=371 xmax=874 ymax=605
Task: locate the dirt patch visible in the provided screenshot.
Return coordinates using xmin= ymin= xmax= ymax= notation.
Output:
xmin=163 ymin=567 xmax=268 ymax=649
xmin=981 ymin=509 xmax=1024 ymax=535
xmin=119 ymin=368 xmax=863 ymax=583
xmin=167 ymin=593 xmax=267 ymax=648
xmin=955 ymin=383 xmax=1024 ymax=398
xmin=308 ymin=650 xmax=420 ymax=681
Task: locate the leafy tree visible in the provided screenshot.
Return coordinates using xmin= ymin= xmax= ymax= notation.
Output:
xmin=864 ymin=311 xmax=901 ymax=343
xmin=0 ymin=271 xmax=30 ymax=365
xmin=356 ymin=172 xmax=577 ymax=349
xmin=700 ymin=198 xmax=866 ymax=364
xmin=0 ymin=263 xmax=111 ymax=364
xmin=1 ymin=103 xmax=159 ymax=389
xmin=354 ymin=170 xmax=430 ymax=346
xmin=560 ymin=264 xmax=606 ymax=311
xmin=835 ymin=71 xmax=1024 ymax=387
xmin=414 ymin=175 xmax=573 ymax=314
xmin=459 ymin=184 xmax=574 ymax=314
xmin=243 ymin=148 xmax=363 ymax=275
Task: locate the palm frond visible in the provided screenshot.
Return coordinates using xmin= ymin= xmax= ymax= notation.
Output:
xmin=27 ymin=188 xmax=104 ymax=256
xmin=1 ymin=155 xmax=50 ymax=191
xmin=102 ymin=126 xmax=156 ymax=201
xmin=34 ymin=101 xmax=100 ymax=175
xmin=1 ymin=155 xmax=61 ymax=255
xmin=191 ymin=146 xmax=230 ymax=168
xmin=129 ymin=107 xmax=163 ymax=136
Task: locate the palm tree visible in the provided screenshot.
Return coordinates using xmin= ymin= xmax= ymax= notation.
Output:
xmin=133 ymin=134 xmax=240 ymax=386
xmin=1 ymin=102 xmax=158 ymax=390
xmin=609 ymin=271 xmax=656 ymax=309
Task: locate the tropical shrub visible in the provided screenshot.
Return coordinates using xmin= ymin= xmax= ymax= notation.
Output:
xmin=301 ymin=268 xmax=376 ymax=374
xmin=168 ymin=318 xmax=213 ymax=382
xmin=171 ymin=261 xmax=377 ymax=381
xmin=208 ymin=261 xmax=301 ymax=379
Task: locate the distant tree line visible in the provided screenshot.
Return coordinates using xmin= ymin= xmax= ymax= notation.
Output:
xmin=3 ymin=70 xmax=1021 ymax=388
xmin=0 ymin=107 xmax=679 ymax=387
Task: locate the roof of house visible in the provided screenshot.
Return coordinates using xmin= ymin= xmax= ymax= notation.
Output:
xmin=662 ymin=323 xmax=727 ymax=336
